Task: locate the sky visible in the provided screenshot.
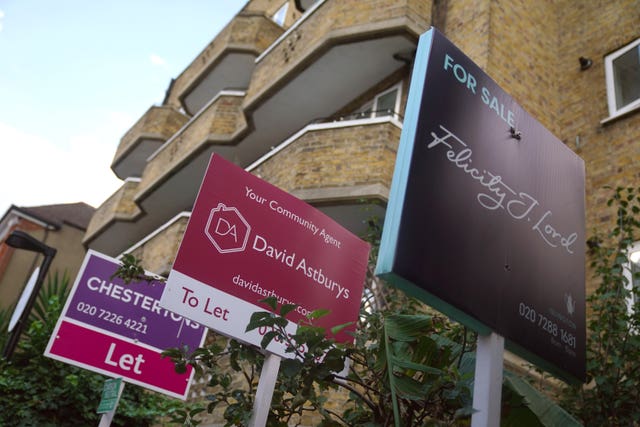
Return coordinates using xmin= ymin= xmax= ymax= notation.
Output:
xmin=0 ymin=0 xmax=245 ymax=216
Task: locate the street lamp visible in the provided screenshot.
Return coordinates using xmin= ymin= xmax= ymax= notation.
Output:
xmin=2 ymin=230 xmax=56 ymax=360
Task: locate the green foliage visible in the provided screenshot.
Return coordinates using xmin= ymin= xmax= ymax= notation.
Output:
xmin=0 ymin=271 xmax=180 ymax=427
xmin=162 ymin=292 xmax=474 ymax=426
xmin=155 ymin=215 xmax=578 ymax=426
xmin=561 ymin=186 xmax=640 ymax=425
xmin=112 ymin=253 xmax=159 ymax=284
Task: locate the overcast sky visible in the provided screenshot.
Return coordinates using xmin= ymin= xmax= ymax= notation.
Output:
xmin=0 ymin=0 xmax=244 ymax=216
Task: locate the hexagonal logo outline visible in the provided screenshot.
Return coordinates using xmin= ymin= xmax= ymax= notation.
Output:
xmin=204 ymin=203 xmax=251 ymax=254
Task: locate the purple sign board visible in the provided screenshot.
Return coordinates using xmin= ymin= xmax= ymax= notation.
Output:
xmin=45 ymin=250 xmax=207 ymax=399
xmin=376 ymin=28 xmax=586 ymax=382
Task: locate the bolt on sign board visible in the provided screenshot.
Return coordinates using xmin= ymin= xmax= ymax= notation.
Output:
xmin=159 ymin=154 xmax=370 ymax=358
xmin=375 ymin=28 xmax=586 ymax=383
xmin=45 ymin=250 xmax=207 ymax=399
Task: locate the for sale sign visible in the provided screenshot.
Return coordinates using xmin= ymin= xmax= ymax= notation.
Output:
xmin=376 ymin=28 xmax=586 ymax=382
xmin=45 ymin=251 xmax=207 ymax=399
xmin=160 ymin=154 xmax=370 ymax=357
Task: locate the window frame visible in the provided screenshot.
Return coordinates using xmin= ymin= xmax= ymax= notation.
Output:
xmin=272 ymin=2 xmax=289 ymax=27
xmin=624 ymin=241 xmax=640 ymax=313
xmin=605 ymin=37 xmax=640 ymax=119
xmin=356 ymin=83 xmax=402 ymax=120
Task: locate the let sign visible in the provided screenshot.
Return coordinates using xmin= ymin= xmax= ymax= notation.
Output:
xmin=376 ymin=28 xmax=586 ymax=382
xmin=160 ymin=154 xmax=370 ymax=357
xmin=45 ymin=251 xmax=207 ymax=399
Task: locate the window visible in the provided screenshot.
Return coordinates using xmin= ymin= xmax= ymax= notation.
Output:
xmin=628 ymin=244 xmax=640 ymax=307
xmin=605 ymin=37 xmax=640 ymax=118
xmin=272 ymin=2 xmax=289 ymax=27
xmin=355 ymin=84 xmax=402 ymax=119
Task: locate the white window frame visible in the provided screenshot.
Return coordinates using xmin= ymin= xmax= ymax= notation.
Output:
xmin=605 ymin=37 xmax=640 ymax=119
xmin=356 ymin=83 xmax=402 ymax=120
xmin=272 ymin=2 xmax=289 ymax=27
xmin=624 ymin=241 xmax=640 ymax=313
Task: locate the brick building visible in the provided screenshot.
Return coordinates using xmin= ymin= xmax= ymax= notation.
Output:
xmin=0 ymin=202 xmax=94 ymax=310
xmin=84 ymin=0 xmax=640 ymax=421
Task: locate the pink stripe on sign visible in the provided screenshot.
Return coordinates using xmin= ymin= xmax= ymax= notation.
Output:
xmin=49 ymin=321 xmax=191 ymax=395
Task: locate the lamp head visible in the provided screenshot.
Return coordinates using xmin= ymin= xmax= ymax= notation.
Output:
xmin=5 ymin=230 xmax=56 ymax=256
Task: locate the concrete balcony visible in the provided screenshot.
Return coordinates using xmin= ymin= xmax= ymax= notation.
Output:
xmin=125 ymin=212 xmax=190 ymax=276
xmin=86 ymin=92 xmax=249 ymax=256
xmin=111 ymin=106 xmax=188 ymax=179
xmin=247 ymin=116 xmax=403 ymax=234
xmin=136 ymin=91 xmax=248 ymax=208
xmin=83 ymin=179 xmax=142 ymax=254
xmin=235 ymin=0 xmax=429 ymax=175
xmin=165 ymin=12 xmax=284 ymax=116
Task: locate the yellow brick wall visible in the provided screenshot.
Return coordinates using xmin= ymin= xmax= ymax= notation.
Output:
xmin=130 ymin=215 xmax=189 ymax=275
xmin=252 ymin=121 xmax=401 ymax=194
xmin=554 ymin=0 xmax=640 ymax=293
xmin=114 ymin=106 xmax=189 ymax=163
xmin=137 ymin=94 xmax=247 ymax=198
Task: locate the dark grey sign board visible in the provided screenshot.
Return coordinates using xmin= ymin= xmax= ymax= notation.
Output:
xmin=376 ymin=28 xmax=586 ymax=383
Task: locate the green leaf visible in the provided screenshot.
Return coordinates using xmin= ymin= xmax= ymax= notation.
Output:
xmin=280 ymin=303 xmax=297 ymax=317
xmin=388 ymin=354 xmax=443 ymax=375
xmin=385 ymin=314 xmax=432 ymax=342
xmin=260 ymin=296 xmax=278 ymax=311
xmin=330 ymin=322 xmax=353 ymax=336
xmin=261 ymin=330 xmax=279 ymax=349
xmin=245 ymin=311 xmax=274 ymax=332
xmin=392 ymin=374 xmax=427 ymax=400
xmin=308 ymin=308 xmax=331 ymax=320
xmin=280 ymin=359 xmax=302 ymax=377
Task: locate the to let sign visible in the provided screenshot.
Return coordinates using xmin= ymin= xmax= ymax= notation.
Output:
xmin=376 ymin=28 xmax=586 ymax=382
xmin=45 ymin=250 xmax=207 ymax=399
xmin=160 ymin=154 xmax=370 ymax=357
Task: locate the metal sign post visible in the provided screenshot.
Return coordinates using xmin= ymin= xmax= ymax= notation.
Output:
xmin=471 ymin=333 xmax=504 ymax=427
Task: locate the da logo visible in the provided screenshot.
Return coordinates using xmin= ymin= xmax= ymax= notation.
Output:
xmin=205 ymin=203 xmax=251 ymax=253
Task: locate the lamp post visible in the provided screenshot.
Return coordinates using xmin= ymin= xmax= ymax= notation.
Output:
xmin=2 ymin=230 xmax=56 ymax=360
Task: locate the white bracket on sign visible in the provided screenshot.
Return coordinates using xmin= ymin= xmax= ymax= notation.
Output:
xmin=249 ymin=353 xmax=282 ymax=427
xmin=471 ymin=332 xmax=504 ymax=427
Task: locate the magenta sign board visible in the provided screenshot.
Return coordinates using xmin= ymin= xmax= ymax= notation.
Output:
xmin=160 ymin=155 xmax=370 ymax=357
xmin=45 ymin=250 xmax=207 ymax=399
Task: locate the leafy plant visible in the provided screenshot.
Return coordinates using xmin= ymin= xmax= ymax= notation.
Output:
xmin=116 ymin=217 xmax=579 ymax=426
xmin=161 ymin=293 xmax=474 ymax=426
xmin=561 ymin=186 xmax=640 ymax=425
xmin=0 ymin=270 xmax=180 ymax=427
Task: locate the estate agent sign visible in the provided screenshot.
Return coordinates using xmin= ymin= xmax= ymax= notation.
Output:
xmin=376 ymin=28 xmax=586 ymax=382
xmin=45 ymin=251 xmax=207 ymax=399
xmin=160 ymin=154 xmax=370 ymax=357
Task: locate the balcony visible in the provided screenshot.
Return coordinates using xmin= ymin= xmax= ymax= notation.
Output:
xmin=85 ymin=0 xmax=429 ymax=255
xmin=111 ymin=106 xmax=188 ymax=179
xmin=235 ymin=0 xmax=429 ymax=174
xmin=125 ymin=212 xmax=190 ymax=276
xmin=165 ymin=12 xmax=284 ymax=115
xmin=247 ymin=116 xmax=402 ymax=234
xmin=136 ymin=91 xmax=247 ymax=207
xmin=83 ymin=179 xmax=142 ymax=254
